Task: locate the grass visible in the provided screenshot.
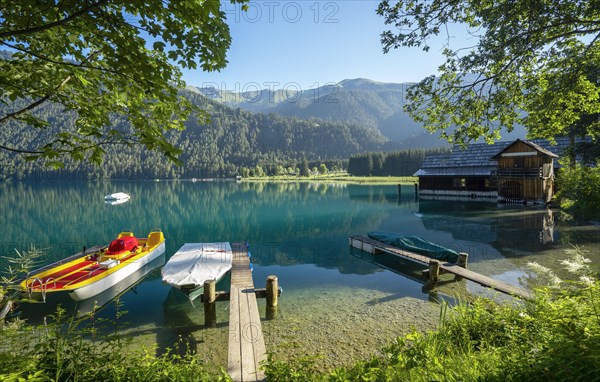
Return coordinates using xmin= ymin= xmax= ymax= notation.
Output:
xmin=262 ymin=281 xmax=600 ymax=381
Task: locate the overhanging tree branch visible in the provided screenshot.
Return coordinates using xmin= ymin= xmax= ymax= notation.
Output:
xmin=380 ymin=0 xmax=600 ymax=144
xmin=0 ymin=0 xmax=249 ymax=165
xmin=0 ymin=0 xmax=111 ymax=39
xmin=0 ymin=76 xmax=71 ymax=125
xmin=0 ymin=41 xmax=135 ymax=80
xmin=0 ymin=144 xmax=42 ymax=154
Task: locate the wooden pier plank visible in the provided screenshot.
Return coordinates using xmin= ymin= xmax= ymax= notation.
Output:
xmin=350 ymin=235 xmax=532 ymax=300
xmin=350 ymin=236 xmax=431 ymax=265
xmin=227 ymin=284 xmax=242 ymax=381
xmin=440 ymin=263 xmax=533 ymax=300
xmin=227 ymin=243 xmax=266 ymax=382
xmin=243 ymin=286 xmax=267 ymax=379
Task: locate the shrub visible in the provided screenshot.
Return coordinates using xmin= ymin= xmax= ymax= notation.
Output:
xmin=556 ymin=162 xmax=600 ymax=219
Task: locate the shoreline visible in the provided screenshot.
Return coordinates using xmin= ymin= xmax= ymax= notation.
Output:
xmin=1 ymin=175 xmax=418 ymax=185
xmin=241 ymin=174 xmax=418 ymax=185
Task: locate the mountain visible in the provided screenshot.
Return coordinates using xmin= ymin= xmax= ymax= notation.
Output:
xmin=196 ymin=78 xmax=527 ymax=148
xmin=0 ymin=89 xmax=393 ymax=180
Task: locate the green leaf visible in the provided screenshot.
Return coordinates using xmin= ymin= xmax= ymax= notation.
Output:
xmin=153 ymin=41 xmax=166 ymax=51
xmin=46 ymin=161 xmax=65 ymax=169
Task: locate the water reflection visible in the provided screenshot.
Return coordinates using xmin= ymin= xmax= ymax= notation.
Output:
xmin=254 ymin=240 xmax=384 ymax=275
xmin=1 ymin=181 xmax=394 ymax=267
xmin=1 ymin=181 xmax=412 ymax=340
xmin=417 ymin=201 xmax=557 ymax=256
xmin=349 ymin=246 xmax=471 ymax=304
xmin=1 ymin=181 xmax=592 ymax=280
xmin=2 ymin=180 xmax=598 ymax=353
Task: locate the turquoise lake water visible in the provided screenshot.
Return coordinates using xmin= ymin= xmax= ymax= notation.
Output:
xmin=1 ymin=180 xmax=598 ymax=369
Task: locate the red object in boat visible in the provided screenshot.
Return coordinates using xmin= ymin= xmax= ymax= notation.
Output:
xmin=105 ymin=236 xmax=139 ymax=255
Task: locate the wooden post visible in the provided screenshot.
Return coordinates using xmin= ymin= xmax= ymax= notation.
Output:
xmin=203 ymin=279 xmax=216 ymax=326
xmin=266 ymin=305 xmax=278 ymax=320
xmin=422 ymin=283 xmax=439 ymax=303
xmin=266 ymin=275 xmax=278 ymax=308
xmin=414 ymin=182 xmax=419 ymax=201
xmin=454 ymin=252 xmax=469 ymax=281
xmin=428 ymin=260 xmax=440 ymax=283
xmin=397 ymin=184 xmax=402 ymax=196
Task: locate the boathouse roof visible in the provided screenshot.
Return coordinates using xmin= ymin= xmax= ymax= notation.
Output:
xmin=491 ymin=139 xmax=559 ymax=159
xmin=414 ymin=138 xmax=566 ymax=177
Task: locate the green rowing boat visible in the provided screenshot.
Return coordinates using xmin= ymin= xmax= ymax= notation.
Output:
xmin=367 ymin=231 xmax=459 ymax=263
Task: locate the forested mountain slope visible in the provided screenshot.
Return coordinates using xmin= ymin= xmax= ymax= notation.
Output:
xmin=199 ymin=78 xmax=527 ymax=148
xmin=0 ymin=89 xmax=393 ymax=180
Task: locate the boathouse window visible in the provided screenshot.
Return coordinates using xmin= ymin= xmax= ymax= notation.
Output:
xmin=453 ymin=178 xmax=466 ymax=188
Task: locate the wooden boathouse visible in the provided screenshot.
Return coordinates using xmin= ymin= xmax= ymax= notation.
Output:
xmin=414 ymin=138 xmax=561 ymax=204
xmin=492 ymin=140 xmax=557 ymax=203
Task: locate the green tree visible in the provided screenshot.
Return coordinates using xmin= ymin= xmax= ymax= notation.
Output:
xmin=318 ymin=163 xmax=328 ymax=174
xmin=348 ymin=153 xmax=374 ymax=176
xmin=0 ymin=0 xmax=248 ymax=166
xmin=377 ymin=0 xmax=600 ymax=144
xmin=254 ymin=164 xmax=265 ymax=177
xmin=300 ymin=158 xmax=310 ymax=177
xmin=240 ymin=167 xmax=250 ymax=178
xmin=556 ymin=162 xmax=600 ymax=218
xmin=274 ymin=165 xmax=286 ymax=176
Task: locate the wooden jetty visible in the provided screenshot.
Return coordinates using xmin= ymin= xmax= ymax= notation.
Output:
xmin=349 ymin=235 xmax=532 ymax=300
xmin=226 ymin=242 xmax=267 ymax=382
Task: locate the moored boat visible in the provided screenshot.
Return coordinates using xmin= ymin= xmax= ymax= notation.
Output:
xmin=104 ymin=192 xmax=130 ymax=202
xmin=20 ymin=230 xmax=166 ymax=302
xmin=161 ymin=242 xmax=233 ymax=302
xmin=367 ymin=231 xmax=459 ymax=262
xmin=74 ymin=253 xmax=166 ymax=317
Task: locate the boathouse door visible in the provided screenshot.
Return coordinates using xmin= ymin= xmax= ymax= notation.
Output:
xmin=499 ymin=180 xmax=524 ymax=200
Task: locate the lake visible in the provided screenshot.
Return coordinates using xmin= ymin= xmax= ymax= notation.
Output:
xmin=1 ymin=180 xmax=599 ymax=370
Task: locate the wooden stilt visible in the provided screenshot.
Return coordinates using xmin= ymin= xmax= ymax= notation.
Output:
xmin=428 ymin=260 xmax=440 ymax=283
xmin=204 ymin=279 xmax=216 ymax=327
xmin=266 ymin=306 xmax=278 ymax=320
xmin=266 ymin=275 xmax=278 ymax=307
xmin=455 ymin=252 xmax=469 ymax=281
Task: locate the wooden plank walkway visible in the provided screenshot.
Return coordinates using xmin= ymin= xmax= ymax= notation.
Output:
xmin=350 ymin=235 xmax=533 ymax=300
xmin=227 ymin=242 xmax=266 ymax=382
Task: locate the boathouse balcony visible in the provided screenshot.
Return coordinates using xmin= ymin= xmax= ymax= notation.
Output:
xmin=492 ymin=167 xmax=542 ymax=178
xmin=492 ymin=164 xmax=553 ymax=179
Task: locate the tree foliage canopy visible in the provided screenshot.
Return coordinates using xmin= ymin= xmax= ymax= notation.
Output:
xmin=377 ymin=0 xmax=600 ymax=144
xmin=0 ymin=0 xmax=248 ymax=166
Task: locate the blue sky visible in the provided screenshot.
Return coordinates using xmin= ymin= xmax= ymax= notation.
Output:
xmin=182 ymin=1 xmax=471 ymax=92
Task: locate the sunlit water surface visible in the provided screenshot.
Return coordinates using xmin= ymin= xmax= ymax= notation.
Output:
xmin=1 ymin=181 xmax=598 ymax=370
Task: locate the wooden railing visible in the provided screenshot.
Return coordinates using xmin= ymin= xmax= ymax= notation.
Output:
xmin=492 ymin=167 xmax=542 ymax=177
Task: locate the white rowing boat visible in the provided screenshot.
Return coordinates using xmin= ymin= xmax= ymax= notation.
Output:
xmin=161 ymin=242 xmax=233 ymax=302
xmin=104 ymin=192 xmax=130 ymax=204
